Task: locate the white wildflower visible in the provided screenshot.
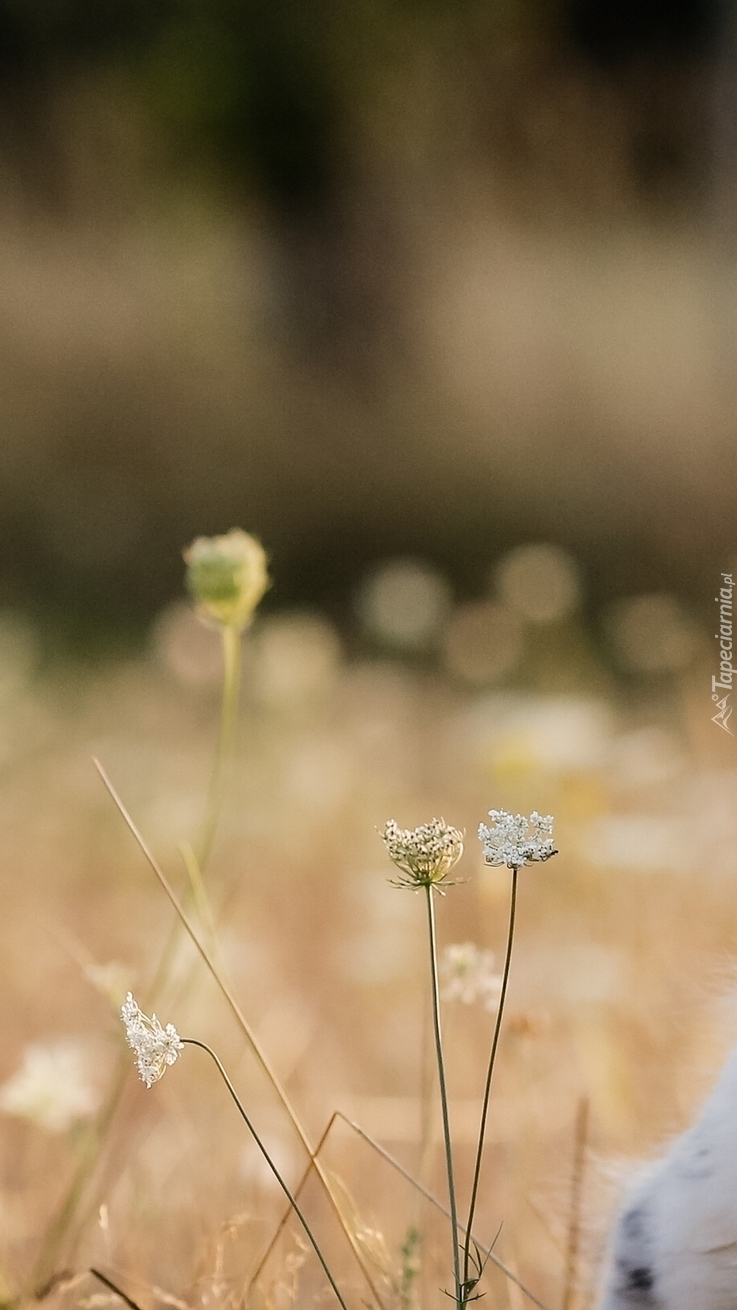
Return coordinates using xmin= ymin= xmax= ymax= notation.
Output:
xmin=478 ymin=809 xmax=557 ymax=869
xmin=440 ymin=943 xmax=502 ymax=1011
xmin=381 ymin=818 xmax=463 ymax=890
xmin=0 ymin=1040 xmax=99 ymax=1132
xmin=120 ymin=992 xmax=183 ymax=1088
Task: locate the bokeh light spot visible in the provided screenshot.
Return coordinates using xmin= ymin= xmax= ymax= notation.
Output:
xmin=494 ymin=543 xmax=582 ymax=622
xmin=356 ymin=558 xmax=451 ymax=651
xmin=607 ymin=593 xmax=698 ymax=673
xmin=442 ymin=600 xmax=522 ymax=685
xmin=252 ymin=612 xmax=342 ymax=708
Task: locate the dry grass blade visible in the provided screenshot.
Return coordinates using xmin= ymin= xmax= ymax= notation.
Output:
xmin=93 ymin=758 xmax=386 ymax=1310
xmin=337 ymin=1113 xmax=551 ymax=1310
xmin=561 ymin=1098 xmax=590 ymax=1310
xmin=245 ymin=1113 xmax=340 ymax=1296
xmin=247 ymin=1107 xmax=551 ymax=1310
xmin=89 ymin=1268 xmax=145 ymax=1310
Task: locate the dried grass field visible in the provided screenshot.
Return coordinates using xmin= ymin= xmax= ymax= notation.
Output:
xmin=0 ymin=545 xmax=735 ymax=1310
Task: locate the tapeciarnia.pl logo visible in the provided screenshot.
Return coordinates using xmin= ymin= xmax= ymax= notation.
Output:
xmin=712 ymin=572 xmax=734 ymax=734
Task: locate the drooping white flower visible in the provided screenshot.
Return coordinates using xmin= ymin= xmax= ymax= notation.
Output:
xmin=381 ymin=818 xmax=463 ymax=890
xmin=440 ymin=943 xmax=502 ymax=1011
xmin=120 ymin=992 xmax=183 ymax=1088
xmin=0 ymin=1040 xmax=99 ymax=1132
xmin=478 ymin=809 xmax=557 ymax=869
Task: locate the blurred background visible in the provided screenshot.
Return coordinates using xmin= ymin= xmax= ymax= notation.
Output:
xmin=0 ymin=0 xmax=733 ymax=641
xmin=1 ymin=3 xmax=737 ymax=1309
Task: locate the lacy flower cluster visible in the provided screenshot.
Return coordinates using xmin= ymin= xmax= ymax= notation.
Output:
xmin=382 ymin=809 xmax=557 ymax=886
xmin=381 ymin=818 xmax=464 ymax=890
xmin=121 ymin=992 xmax=183 ymax=1088
xmin=478 ymin=809 xmax=556 ymax=869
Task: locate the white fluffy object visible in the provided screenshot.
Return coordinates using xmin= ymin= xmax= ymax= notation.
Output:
xmin=598 ymin=1048 xmax=737 ymax=1308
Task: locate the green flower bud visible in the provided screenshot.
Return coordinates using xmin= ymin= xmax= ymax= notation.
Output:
xmin=183 ymin=530 xmax=269 ymax=631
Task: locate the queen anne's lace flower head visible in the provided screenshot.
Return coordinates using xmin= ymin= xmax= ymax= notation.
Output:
xmin=121 ymin=992 xmax=184 ymax=1088
xmin=440 ymin=943 xmax=502 ymax=1011
xmin=381 ymin=818 xmax=463 ymax=890
xmin=478 ymin=809 xmax=557 ymax=870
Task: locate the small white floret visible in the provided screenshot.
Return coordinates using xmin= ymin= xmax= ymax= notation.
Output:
xmin=120 ymin=992 xmax=183 ymax=1088
xmin=478 ymin=809 xmax=556 ymax=869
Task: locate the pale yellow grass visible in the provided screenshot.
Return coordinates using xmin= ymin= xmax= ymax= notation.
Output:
xmin=0 ymin=609 xmax=734 ymax=1310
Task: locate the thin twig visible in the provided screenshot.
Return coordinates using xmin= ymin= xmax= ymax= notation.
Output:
xmin=89 ymin=1268 xmax=145 ymax=1310
xmin=182 ymin=1040 xmax=349 ymax=1310
xmin=339 ymin=1113 xmax=551 ymax=1310
xmin=463 ymin=866 xmax=518 ymax=1298
xmin=424 ymin=884 xmax=462 ymax=1306
xmin=253 ymin=1105 xmax=550 ymax=1310
xmin=245 ymin=1112 xmax=340 ymax=1296
xmin=562 ymin=1097 xmax=589 ymax=1310
xmin=31 ymin=630 xmax=242 ymax=1291
xmin=93 ymin=759 xmax=386 ymax=1310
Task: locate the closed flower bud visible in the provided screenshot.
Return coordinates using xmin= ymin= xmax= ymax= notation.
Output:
xmin=184 ymin=530 xmax=269 ymax=631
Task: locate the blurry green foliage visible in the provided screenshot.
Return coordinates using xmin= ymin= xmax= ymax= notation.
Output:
xmin=0 ymin=0 xmax=563 ymax=215
xmin=0 ymin=0 xmax=723 ymax=215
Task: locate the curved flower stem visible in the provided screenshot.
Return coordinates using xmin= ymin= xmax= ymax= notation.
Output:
xmin=31 ymin=628 xmax=242 ymax=1291
xmin=94 ymin=762 xmax=386 ymax=1308
xmin=462 ymin=865 xmax=518 ymax=1300
xmin=424 ymin=884 xmax=462 ymax=1307
xmin=181 ymin=1040 xmax=349 ymax=1310
xmin=197 ymin=621 xmax=241 ymax=874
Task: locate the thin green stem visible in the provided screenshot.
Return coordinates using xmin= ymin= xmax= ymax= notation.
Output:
xmin=245 ymin=1113 xmax=339 ymax=1297
xmin=94 ymin=762 xmax=387 ymax=1310
xmin=337 ymin=1113 xmax=550 ymax=1310
xmin=181 ymin=1040 xmax=349 ymax=1310
xmin=424 ymin=885 xmax=462 ymax=1308
xmin=197 ymin=622 xmax=241 ymax=873
xmin=30 ymin=627 xmax=242 ymax=1290
xmin=250 ymin=1107 xmax=549 ymax=1310
xmin=462 ymin=866 xmax=518 ymax=1299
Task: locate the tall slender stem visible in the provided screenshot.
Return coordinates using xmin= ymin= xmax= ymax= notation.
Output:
xmin=182 ymin=1040 xmax=349 ymax=1310
xmin=462 ymin=866 xmax=518 ymax=1298
xmin=142 ymin=623 xmax=240 ymax=1007
xmin=424 ymin=885 xmax=462 ymax=1307
xmin=93 ymin=762 xmax=387 ymax=1309
xmin=31 ymin=625 xmax=242 ymax=1290
xmin=337 ymin=1113 xmax=550 ymax=1310
xmin=197 ymin=621 xmax=241 ymax=873
xmin=246 ymin=1113 xmax=339 ymax=1296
